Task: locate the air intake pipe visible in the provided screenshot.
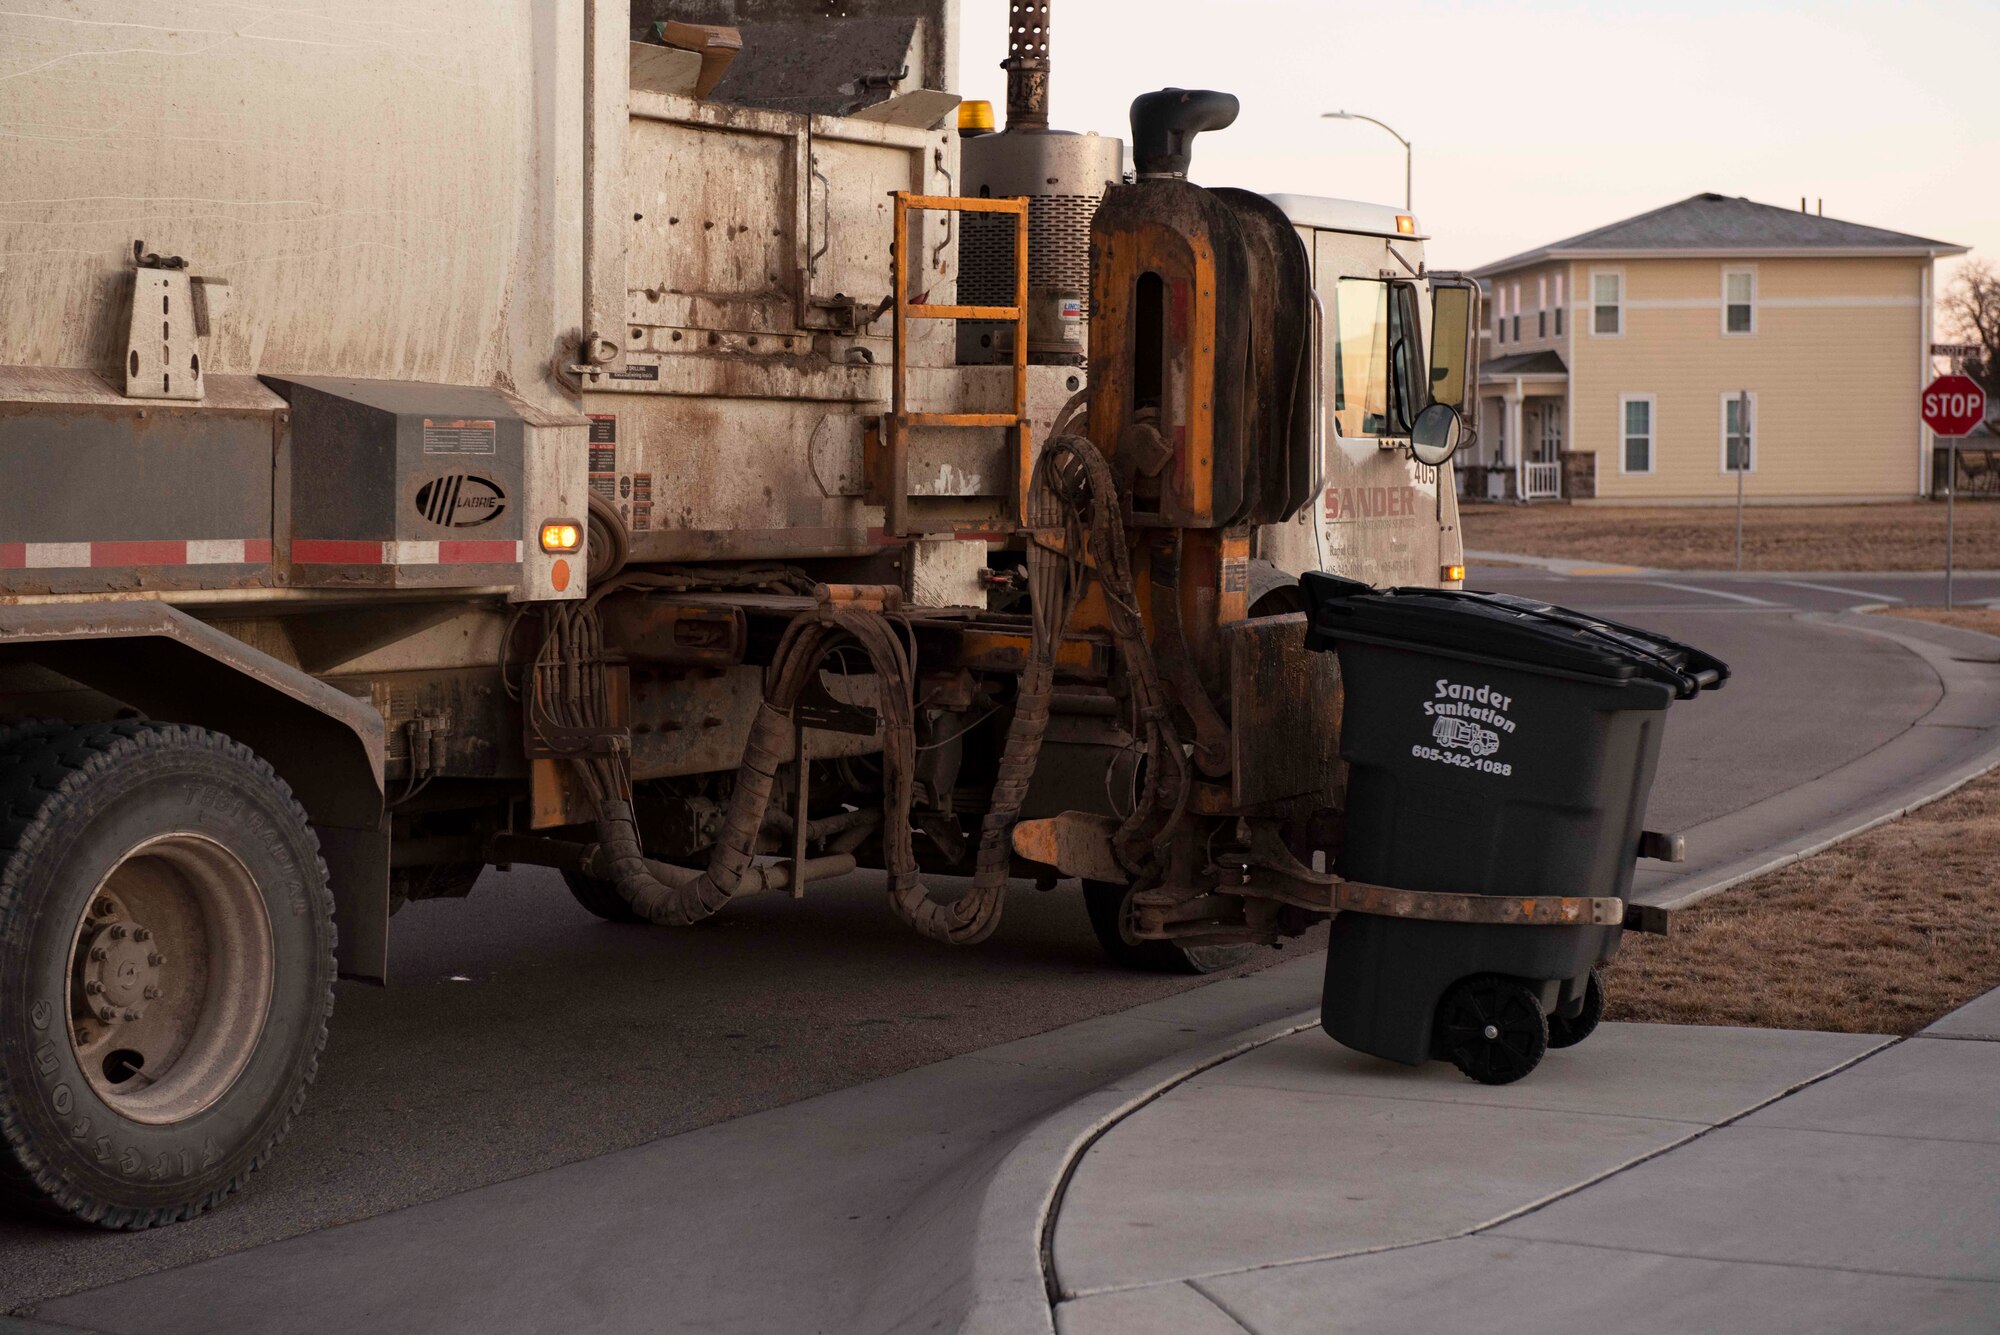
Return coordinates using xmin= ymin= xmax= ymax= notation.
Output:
xmin=1130 ymin=88 xmax=1239 ymax=179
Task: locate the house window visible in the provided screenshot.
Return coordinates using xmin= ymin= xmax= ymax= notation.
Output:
xmin=1620 ymin=394 xmax=1654 ymax=474
xmin=1494 ymin=286 xmax=1505 ymax=345
xmin=1593 ymin=272 xmax=1623 ymax=335
xmin=1723 ymin=268 xmax=1756 ymax=335
xmin=1722 ymin=391 xmax=1756 ymax=472
xmin=1511 ymin=282 xmax=1521 ymax=341
xmin=1554 ymin=273 xmax=1565 ymax=335
xmin=1537 ymin=276 xmax=1548 ymax=337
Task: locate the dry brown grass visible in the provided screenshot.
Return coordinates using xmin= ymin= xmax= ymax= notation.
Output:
xmin=1461 ymin=502 xmax=2000 ymax=572
xmin=1603 ymin=768 xmax=2000 ymax=1034
xmin=1879 ymin=606 xmax=2000 ymax=636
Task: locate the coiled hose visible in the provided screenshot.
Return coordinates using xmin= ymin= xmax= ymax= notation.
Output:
xmin=539 ymin=435 xmax=1173 ymax=943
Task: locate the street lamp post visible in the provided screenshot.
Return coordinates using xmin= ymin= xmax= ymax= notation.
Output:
xmin=1321 ymin=111 xmax=1411 ymax=212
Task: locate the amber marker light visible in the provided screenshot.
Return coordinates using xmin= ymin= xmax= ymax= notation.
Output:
xmin=1396 ymin=215 xmax=1417 ymax=235
xmin=539 ymin=520 xmax=582 ymax=553
xmin=1442 ymin=563 xmax=1466 ymax=583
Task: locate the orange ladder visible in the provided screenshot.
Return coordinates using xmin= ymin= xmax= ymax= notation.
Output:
xmin=882 ymin=192 xmax=1031 ymax=537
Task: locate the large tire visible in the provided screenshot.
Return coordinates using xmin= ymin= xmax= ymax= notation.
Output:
xmin=1083 ymin=881 xmax=1257 ymax=975
xmin=0 ymin=722 xmax=335 ymax=1228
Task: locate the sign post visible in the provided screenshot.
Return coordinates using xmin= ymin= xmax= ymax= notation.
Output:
xmin=1923 ymin=372 xmax=1989 ymax=609
xmin=1730 ymin=389 xmax=1751 ymax=569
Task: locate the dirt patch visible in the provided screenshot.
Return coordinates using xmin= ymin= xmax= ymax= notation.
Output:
xmin=1878 ymin=606 xmax=2000 ymax=636
xmin=1603 ymin=769 xmax=2000 ymax=1034
xmin=1462 ymin=502 xmax=2000 ymax=572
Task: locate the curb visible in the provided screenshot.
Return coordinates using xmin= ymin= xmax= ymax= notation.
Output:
xmin=948 ymin=1011 xmax=1316 ymax=1334
xmin=1636 ymin=610 xmax=2000 ymax=911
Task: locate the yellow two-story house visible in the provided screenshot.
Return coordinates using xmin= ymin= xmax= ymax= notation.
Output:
xmin=1463 ymin=194 xmax=1965 ymax=503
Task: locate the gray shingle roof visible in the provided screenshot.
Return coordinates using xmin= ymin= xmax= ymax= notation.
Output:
xmin=1473 ymin=193 xmax=1966 ymax=276
xmin=1479 ymin=350 xmax=1567 ymax=379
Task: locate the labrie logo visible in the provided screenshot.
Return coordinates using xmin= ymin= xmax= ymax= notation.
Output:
xmin=415 ymin=475 xmax=507 ymax=528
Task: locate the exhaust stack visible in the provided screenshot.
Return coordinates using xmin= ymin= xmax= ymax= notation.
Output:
xmin=1001 ymin=1 xmax=1050 ymax=131
xmin=958 ymin=0 xmax=1124 ymax=367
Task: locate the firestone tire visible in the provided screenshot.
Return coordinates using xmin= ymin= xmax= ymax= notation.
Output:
xmin=1083 ymin=881 xmax=1258 ymax=975
xmin=0 ymin=722 xmax=335 ymax=1229
xmin=1548 ymin=968 xmax=1606 ymax=1050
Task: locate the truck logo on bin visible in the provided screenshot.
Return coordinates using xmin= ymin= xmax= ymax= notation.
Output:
xmin=414 ymin=475 xmax=507 ymax=528
xmin=1415 ymin=679 xmax=1515 ymax=777
xmin=1431 ymin=715 xmax=1500 ymax=757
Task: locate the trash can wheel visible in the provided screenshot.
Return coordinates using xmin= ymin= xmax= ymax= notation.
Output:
xmin=1547 ymin=968 xmax=1606 ymax=1050
xmin=1435 ymin=974 xmax=1548 ymax=1085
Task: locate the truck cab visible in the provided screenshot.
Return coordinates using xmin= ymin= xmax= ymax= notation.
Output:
xmin=1253 ymin=194 xmax=1475 ymax=605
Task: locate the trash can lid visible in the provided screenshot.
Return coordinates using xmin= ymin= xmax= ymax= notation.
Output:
xmin=1301 ymin=572 xmax=1729 ymax=699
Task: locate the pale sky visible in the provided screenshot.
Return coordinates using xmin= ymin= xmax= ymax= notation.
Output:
xmin=957 ymin=0 xmax=1992 ymax=291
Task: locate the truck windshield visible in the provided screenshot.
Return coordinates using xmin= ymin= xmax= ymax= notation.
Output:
xmin=1332 ymin=278 xmax=1423 ymax=439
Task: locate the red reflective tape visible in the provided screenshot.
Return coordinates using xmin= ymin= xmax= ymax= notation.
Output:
xmin=0 ymin=544 xmax=22 ymax=569
xmin=242 ymin=538 xmax=273 ymax=563
xmin=92 ymin=540 xmax=186 ymax=567
xmin=293 ymin=539 xmax=387 ymax=564
xmin=437 ymin=540 xmax=518 ymax=564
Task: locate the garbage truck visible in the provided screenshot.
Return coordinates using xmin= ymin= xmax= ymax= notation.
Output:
xmin=0 ymin=0 xmax=1493 ymax=1227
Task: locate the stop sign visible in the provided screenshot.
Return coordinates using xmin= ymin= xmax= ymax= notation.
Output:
xmin=1922 ymin=374 xmax=1987 ymax=437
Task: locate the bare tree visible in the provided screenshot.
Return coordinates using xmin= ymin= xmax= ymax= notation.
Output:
xmin=1941 ymin=259 xmax=2000 ymax=397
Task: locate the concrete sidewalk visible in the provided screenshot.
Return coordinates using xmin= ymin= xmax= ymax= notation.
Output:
xmin=1050 ymin=989 xmax=2000 ymax=1335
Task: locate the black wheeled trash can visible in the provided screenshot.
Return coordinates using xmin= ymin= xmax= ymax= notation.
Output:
xmin=1299 ymin=572 xmax=1728 ymax=1085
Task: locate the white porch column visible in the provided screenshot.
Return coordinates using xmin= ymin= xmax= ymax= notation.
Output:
xmin=1508 ymin=377 xmax=1526 ymax=501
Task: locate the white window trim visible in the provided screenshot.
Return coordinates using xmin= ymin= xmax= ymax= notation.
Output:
xmin=1720 ymin=390 xmax=1758 ymax=474
xmin=1590 ymin=268 xmax=1625 ymax=338
xmin=1619 ymin=393 xmax=1655 ymax=475
xmin=1721 ymin=265 xmax=1757 ymax=336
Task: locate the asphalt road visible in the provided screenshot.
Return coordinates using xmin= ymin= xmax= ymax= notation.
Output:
xmin=0 ymin=566 xmax=1976 ymax=1314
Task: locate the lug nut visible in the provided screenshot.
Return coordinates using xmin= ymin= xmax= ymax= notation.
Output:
xmin=89 ymin=945 xmax=109 ymax=962
xmin=133 ymin=927 xmax=152 ymax=942
xmin=121 ymin=1009 xmax=140 ymax=1022
xmin=94 ymin=898 xmax=116 ymax=917
xmin=107 ymin=924 xmax=128 ymax=941
xmin=96 ymin=1005 xmax=117 ymax=1023
xmin=85 ymin=980 xmax=104 ymax=995
xmin=143 ymin=985 xmax=162 ymax=1000
xmin=147 ymin=952 xmax=165 ymax=967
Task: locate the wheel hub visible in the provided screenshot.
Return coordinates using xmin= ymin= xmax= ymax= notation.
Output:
xmin=80 ymin=918 xmax=163 ymax=1023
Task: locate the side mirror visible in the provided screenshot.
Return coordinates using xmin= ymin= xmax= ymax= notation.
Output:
xmin=1427 ymin=280 xmax=1477 ymax=414
xmin=1410 ymin=402 xmax=1463 ymax=466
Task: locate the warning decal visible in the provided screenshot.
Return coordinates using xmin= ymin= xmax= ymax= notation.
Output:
xmin=630 ymin=473 xmax=653 ymax=532
xmin=422 ymin=419 xmax=498 ymax=456
xmin=588 ymin=414 xmax=618 ymax=501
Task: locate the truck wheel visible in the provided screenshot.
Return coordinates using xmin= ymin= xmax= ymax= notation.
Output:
xmin=1083 ymin=881 xmax=1257 ymax=975
xmin=559 ymin=868 xmax=644 ymax=924
xmin=1547 ymin=969 xmax=1606 ymax=1050
xmin=0 ymin=722 xmax=335 ymax=1228
xmin=1435 ymin=974 xmax=1547 ymax=1085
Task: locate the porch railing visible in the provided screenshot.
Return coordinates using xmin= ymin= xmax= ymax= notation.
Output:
xmin=1523 ymin=460 xmax=1562 ymax=500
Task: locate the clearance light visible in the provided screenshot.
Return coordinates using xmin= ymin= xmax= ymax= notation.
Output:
xmin=958 ymin=100 xmax=995 ymax=137
xmin=1442 ymin=563 xmax=1466 ymax=583
xmin=539 ymin=520 xmax=582 ymax=553
xmin=1396 ymin=215 xmax=1417 ymax=235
